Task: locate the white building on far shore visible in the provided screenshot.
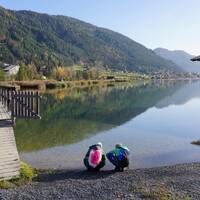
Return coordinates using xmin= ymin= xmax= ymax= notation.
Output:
xmin=4 ymin=64 xmax=20 ymax=75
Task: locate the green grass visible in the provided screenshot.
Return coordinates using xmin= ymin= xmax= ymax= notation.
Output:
xmin=0 ymin=162 xmax=36 ymax=189
xmin=19 ymin=162 xmax=35 ymax=181
xmin=0 ymin=181 xmax=14 ymax=189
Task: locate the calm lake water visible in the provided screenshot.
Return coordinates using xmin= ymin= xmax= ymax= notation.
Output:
xmin=15 ymin=80 xmax=200 ymax=169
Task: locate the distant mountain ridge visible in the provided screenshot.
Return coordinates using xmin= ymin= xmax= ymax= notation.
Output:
xmin=154 ymin=48 xmax=200 ymax=73
xmin=0 ymin=6 xmax=181 ymax=73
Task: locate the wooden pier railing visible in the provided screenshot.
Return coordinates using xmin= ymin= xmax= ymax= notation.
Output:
xmin=11 ymin=90 xmax=41 ymax=120
xmin=0 ymin=85 xmax=41 ymax=180
xmin=0 ymin=85 xmax=41 ymax=123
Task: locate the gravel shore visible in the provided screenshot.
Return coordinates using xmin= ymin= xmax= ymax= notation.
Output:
xmin=1 ymin=162 xmax=200 ymax=200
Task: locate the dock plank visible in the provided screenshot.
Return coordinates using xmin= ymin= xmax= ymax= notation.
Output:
xmin=0 ymin=103 xmax=20 ymax=180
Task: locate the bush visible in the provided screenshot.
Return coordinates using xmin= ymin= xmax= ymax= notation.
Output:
xmin=0 ymin=162 xmax=35 ymax=189
xmin=20 ymin=162 xmax=34 ymax=181
xmin=0 ymin=181 xmax=14 ymax=189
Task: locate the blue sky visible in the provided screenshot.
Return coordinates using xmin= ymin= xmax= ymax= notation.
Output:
xmin=0 ymin=0 xmax=199 ymax=55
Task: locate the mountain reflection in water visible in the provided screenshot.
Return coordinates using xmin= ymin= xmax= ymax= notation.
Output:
xmin=16 ymin=80 xmax=200 ymax=169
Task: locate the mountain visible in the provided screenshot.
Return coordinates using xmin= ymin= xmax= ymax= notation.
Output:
xmin=156 ymin=80 xmax=200 ymax=108
xmin=0 ymin=6 xmax=181 ymax=74
xmin=154 ymin=48 xmax=200 ymax=73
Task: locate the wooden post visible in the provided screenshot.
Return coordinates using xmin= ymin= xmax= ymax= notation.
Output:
xmin=11 ymin=90 xmax=15 ymax=125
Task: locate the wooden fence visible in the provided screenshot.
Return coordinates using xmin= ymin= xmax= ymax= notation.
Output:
xmin=0 ymin=85 xmax=41 ymax=180
xmin=0 ymin=85 xmax=41 ymax=123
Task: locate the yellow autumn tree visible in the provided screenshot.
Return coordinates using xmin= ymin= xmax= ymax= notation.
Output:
xmin=64 ymin=67 xmax=75 ymax=81
xmin=53 ymin=67 xmax=66 ymax=80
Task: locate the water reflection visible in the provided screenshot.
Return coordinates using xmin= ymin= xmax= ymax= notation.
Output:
xmin=15 ymin=81 xmax=181 ymax=152
xmin=15 ymin=80 xmax=200 ymax=169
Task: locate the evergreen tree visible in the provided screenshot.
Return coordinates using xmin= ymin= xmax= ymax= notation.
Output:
xmin=0 ymin=68 xmax=5 ymax=81
xmin=18 ymin=62 xmax=28 ymax=81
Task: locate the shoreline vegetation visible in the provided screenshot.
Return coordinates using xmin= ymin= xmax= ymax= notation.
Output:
xmin=1 ymin=79 xmax=147 ymax=91
xmin=0 ymin=162 xmax=35 ymax=189
xmin=0 ymin=65 xmax=200 ymax=91
xmin=1 ymin=76 xmax=200 ymax=91
xmin=0 ymin=162 xmax=198 ymax=199
xmin=0 ymin=64 xmax=150 ymax=90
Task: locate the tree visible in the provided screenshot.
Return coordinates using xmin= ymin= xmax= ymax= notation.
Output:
xmin=26 ymin=64 xmax=38 ymax=80
xmin=0 ymin=68 xmax=5 ymax=81
xmin=53 ymin=67 xmax=66 ymax=81
xmin=17 ymin=62 xmax=28 ymax=81
xmin=89 ymin=68 xmax=99 ymax=80
xmin=75 ymin=70 xmax=83 ymax=80
xmin=82 ymin=70 xmax=89 ymax=80
xmin=64 ymin=67 xmax=75 ymax=81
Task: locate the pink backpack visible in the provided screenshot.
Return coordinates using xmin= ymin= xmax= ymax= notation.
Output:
xmin=89 ymin=149 xmax=102 ymax=167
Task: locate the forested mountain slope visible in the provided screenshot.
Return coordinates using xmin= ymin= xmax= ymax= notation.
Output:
xmin=0 ymin=6 xmax=181 ymax=73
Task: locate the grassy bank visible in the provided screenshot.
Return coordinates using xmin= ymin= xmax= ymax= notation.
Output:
xmin=0 ymin=69 xmax=150 ymax=90
xmin=0 ymin=162 xmax=36 ymax=189
xmin=1 ymin=76 xmax=149 ymax=91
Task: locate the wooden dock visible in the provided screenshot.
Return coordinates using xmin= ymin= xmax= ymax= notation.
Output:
xmin=0 ymin=85 xmax=41 ymax=181
xmin=0 ymin=103 xmax=20 ymax=181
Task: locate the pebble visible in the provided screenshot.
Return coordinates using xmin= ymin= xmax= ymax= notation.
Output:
xmin=1 ymin=163 xmax=200 ymax=200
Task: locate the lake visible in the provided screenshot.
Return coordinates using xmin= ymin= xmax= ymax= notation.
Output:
xmin=15 ymin=80 xmax=200 ymax=169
